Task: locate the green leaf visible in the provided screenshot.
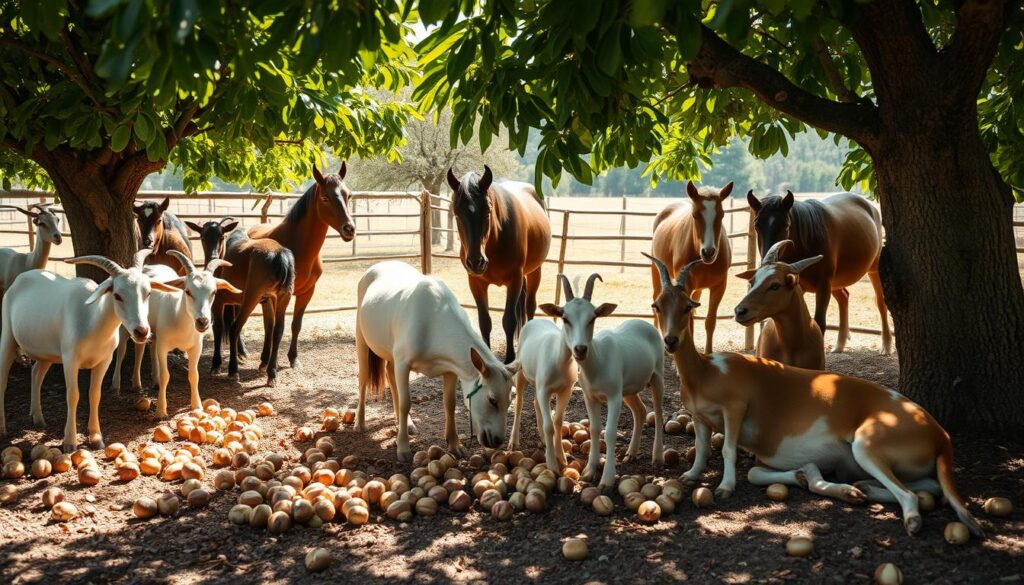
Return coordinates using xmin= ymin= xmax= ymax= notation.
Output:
xmin=133 ymin=114 xmax=152 ymax=144
xmin=110 ymin=124 xmax=132 ymax=152
xmin=21 ymin=0 xmax=68 ymax=40
xmin=675 ymin=11 xmax=702 ymax=61
xmin=597 ymin=22 xmax=624 ymax=77
xmin=86 ymin=0 xmax=123 ymax=18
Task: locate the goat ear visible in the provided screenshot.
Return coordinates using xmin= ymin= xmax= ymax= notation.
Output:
xmin=735 ymin=269 xmax=757 ymax=281
xmin=216 ymin=279 xmax=243 ymax=294
xmin=539 ymin=303 xmax=563 ymax=318
xmin=469 ymin=347 xmax=487 ymax=375
xmin=185 ymin=221 xmax=203 ymax=233
xmin=152 ymin=280 xmax=183 ymax=293
xmin=222 ymin=220 xmax=239 ymax=232
xmin=594 ymin=303 xmax=617 ymax=318
xmin=84 ymin=279 xmax=113 ymax=305
xmin=785 ymin=273 xmax=800 ymax=288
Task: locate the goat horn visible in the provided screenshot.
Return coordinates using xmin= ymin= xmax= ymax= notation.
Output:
xmin=219 ymin=216 xmax=236 ymax=226
xmin=557 ymin=274 xmax=574 ymax=302
xmin=762 ymin=240 xmax=792 ymax=265
xmin=675 ymin=258 xmax=704 ymax=289
xmin=167 ymin=250 xmax=195 ymax=275
xmin=64 ymin=255 xmax=123 ymax=276
xmin=788 ymin=255 xmax=824 ymax=274
xmin=0 ymin=205 xmax=38 ymax=218
xmin=641 ymin=252 xmax=672 ymax=288
xmin=582 ymin=273 xmax=603 ymax=301
xmin=133 ymin=248 xmax=153 ymax=270
xmin=30 ymin=202 xmax=54 ymax=210
xmin=205 ymin=259 xmax=232 ymax=273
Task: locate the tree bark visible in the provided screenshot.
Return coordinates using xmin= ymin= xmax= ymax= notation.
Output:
xmin=874 ymin=110 xmax=1024 ymax=437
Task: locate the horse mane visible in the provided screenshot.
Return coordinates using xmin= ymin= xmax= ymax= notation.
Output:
xmin=285 ymin=183 xmax=317 ymax=223
xmin=762 ymin=195 xmax=828 ymax=253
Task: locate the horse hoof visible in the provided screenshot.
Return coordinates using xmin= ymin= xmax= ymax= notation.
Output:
xmin=266 ymin=378 xmax=276 ymax=388
xmin=210 ymin=366 xmax=222 ymax=376
xmin=87 ymin=436 xmax=105 ymax=451
xmin=714 ymin=487 xmax=734 ymax=500
xmin=290 ymin=358 xmax=302 ymax=370
xmin=32 ymin=417 xmax=46 ymax=429
xmin=904 ymin=514 xmax=923 ymax=535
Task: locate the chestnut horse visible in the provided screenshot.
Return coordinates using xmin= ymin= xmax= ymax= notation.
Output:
xmin=650 ymin=181 xmax=733 ymax=354
xmin=746 ymin=191 xmax=890 ymax=354
xmin=133 ymin=198 xmax=193 ymax=274
xmin=247 ymin=162 xmax=356 ymax=368
xmin=448 ymin=166 xmax=551 ymax=364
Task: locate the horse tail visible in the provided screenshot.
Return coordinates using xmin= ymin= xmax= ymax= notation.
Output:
xmin=936 ymin=437 xmax=985 ymax=538
xmin=274 ymin=248 xmax=296 ymax=295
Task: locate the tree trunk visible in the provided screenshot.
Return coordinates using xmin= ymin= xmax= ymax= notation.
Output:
xmin=33 ymin=150 xmax=146 ymax=282
xmin=874 ymin=113 xmax=1024 ymax=437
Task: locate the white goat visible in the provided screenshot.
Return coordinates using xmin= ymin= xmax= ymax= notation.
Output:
xmin=0 ymin=250 xmax=176 ymax=452
xmin=539 ymin=274 xmax=666 ymax=490
xmin=0 ymin=204 xmax=63 ymax=293
xmin=112 ymin=251 xmax=240 ymax=418
xmin=510 ymin=292 xmax=578 ymax=471
xmin=355 ymin=261 xmax=515 ymax=462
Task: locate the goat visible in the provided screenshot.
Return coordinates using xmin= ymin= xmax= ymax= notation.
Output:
xmin=133 ymin=198 xmax=193 ymax=274
xmin=112 ymin=251 xmax=241 ymax=418
xmin=509 ymin=289 xmax=579 ymax=470
xmin=0 ymin=250 xmax=177 ymax=452
xmin=539 ymin=273 xmax=665 ymax=490
xmin=647 ymin=253 xmax=984 ymax=537
xmin=733 ymin=240 xmax=826 ymax=370
xmin=355 ymin=261 xmax=514 ymax=462
xmin=0 ymin=204 xmax=63 ymax=293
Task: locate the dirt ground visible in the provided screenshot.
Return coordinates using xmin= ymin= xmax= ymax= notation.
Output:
xmin=1 ymin=313 xmax=1022 ymax=585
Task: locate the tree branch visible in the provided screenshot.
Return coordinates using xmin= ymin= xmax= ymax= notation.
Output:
xmin=686 ymin=26 xmax=880 ymax=151
xmin=942 ymin=0 xmax=1007 ymax=105
xmin=0 ymin=35 xmax=107 ymax=112
xmin=1 ymin=136 xmax=26 ymax=155
xmin=810 ymin=36 xmax=858 ymax=103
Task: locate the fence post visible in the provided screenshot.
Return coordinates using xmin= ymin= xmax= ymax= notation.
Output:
xmin=744 ymin=207 xmax=757 ymax=352
xmin=553 ymin=211 xmax=571 ymax=305
xmin=420 ymin=190 xmax=433 ymax=274
xmin=619 ymin=195 xmax=627 ymax=273
xmin=351 ymin=196 xmax=358 ymax=256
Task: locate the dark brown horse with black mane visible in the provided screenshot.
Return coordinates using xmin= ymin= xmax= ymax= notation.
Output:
xmin=247 ymin=161 xmax=356 ymax=368
xmin=448 ymin=166 xmax=551 ymax=363
xmin=747 ymin=191 xmax=891 ymax=354
xmin=133 ymin=198 xmax=193 ymax=274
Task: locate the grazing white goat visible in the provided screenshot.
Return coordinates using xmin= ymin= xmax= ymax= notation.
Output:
xmin=355 ymin=261 xmax=515 ymax=462
xmin=509 ymin=277 xmax=579 ymax=471
xmin=0 ymin=204 xmax=63 ymax=293
xmin=0 ymin=250 xmax=176 ymax=451
xmin=112 ymin=251 xmax=241 ymax=418
xmin=539 ymin=273 xmax=666 ymax=490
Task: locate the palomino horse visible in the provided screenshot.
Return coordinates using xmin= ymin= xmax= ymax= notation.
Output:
xmin=747 ymin=191 xmax=890 ymax=354
xmin=248 ymin=162 xmax=356 ymax=368
xmin=650 ymin=181 xmax=733 ymax=354
xmin=447 ymin=166 xmax=551 ymax=364
xmin=133 ymin=198 xmax=193 ymax=274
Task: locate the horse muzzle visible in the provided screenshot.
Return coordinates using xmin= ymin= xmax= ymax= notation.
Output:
xmin=340 ymin=223 xmax=356 ymax=242
xmin=466 ymin=257 xmax=488 ymax=275
xmin=663 ymin=336 xmax=679 ymax=353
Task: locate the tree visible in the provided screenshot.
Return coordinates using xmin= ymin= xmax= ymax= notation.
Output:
xmin=0 ymin=1 xmax=412 ymax=279
xmin=415 ymin=0 xmax=1024 ymax=436
xmin=347 ymin=92 xmax=521 ymax=247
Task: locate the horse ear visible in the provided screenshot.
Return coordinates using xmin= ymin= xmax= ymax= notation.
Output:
xmin=783 ymin=191 xmax=795 ymax=210
xmin=719 ymin=182 xmax=734 ymax=199
xmin=159 ymin=197 xmax=170 ymax=212
xmin=479 ymin=165 xmax=493 ymax=191
xmin=312 ymin=162 xmax=325 ymax=184
xmin=185 ymin=221 xmax=203 ymax=233
xmin=746 ymin=190 xmax=761 ymax=212
xmin=686 ymin=181 xmax=700 ymax=201
xmin=338 ymin=160 xmax=347 ymax=180
xmin=447 ymin=167 xmax=461 ymax=193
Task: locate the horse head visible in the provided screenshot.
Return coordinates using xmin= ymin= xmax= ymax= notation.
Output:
xmin=686 ymin=181 xmax=732 ymax=264
xmin=132 ymin=198 xmax=170 ymax=250
xmin=448 ymin=165 xmax=494 ymax=276
xmin=747 ymin=190 xmax=795 ymax=261
xmin=311 ymin=161 xmax=356 ymax=242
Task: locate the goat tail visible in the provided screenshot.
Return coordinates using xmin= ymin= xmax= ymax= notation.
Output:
xmin=936 ymin=438 xmax=985 ymax=538
xmin=363 ymin=343 xmax=387 ymax=402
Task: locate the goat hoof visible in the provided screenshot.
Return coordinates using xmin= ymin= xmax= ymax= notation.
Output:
xmin=795 ymin=470 xmax=809 ymax=489
xmin=62 ymin=442 xmax=77 ymax=454
xmin=714 ymin=487 xmax=734 ymax=500
xmin=904 ymin=514 xmax=923 ymax=535
xmin=32 ymin=417 xmax=46 ymax=429
xmin=397 ymin=450 xmax=412 ymax=464
xmin=266 ymin=377 xmax=277 ymax=388
xmin=87 ymin=436 xmax=105 ymax=450
xmin=842 ymin=485 xmax=867 ymax=504
xmin=450 ymin=444 xmax=468 ymax=458
xmin=598 ymin=483 xmax=615 ymax=496
xmin=290 ymin=357 xmax=302 ymax=369
xmin=831 ymin=346 xmax=846 ymax=354
xmin=879 ymin=347 xmax=893 ymax=356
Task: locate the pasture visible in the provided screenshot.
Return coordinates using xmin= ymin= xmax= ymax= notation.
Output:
xmin=0 ymin=192 xmax=1022 ymax=584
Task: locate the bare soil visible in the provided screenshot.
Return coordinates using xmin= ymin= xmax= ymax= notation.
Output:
xmin=1 ymin=325 xmax=1022 ymax=585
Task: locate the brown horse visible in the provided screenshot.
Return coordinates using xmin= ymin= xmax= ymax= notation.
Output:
xmin=133 ymin=198 xmax=193 ymax=274
xmin=248 ymin=162 xmax=356 ymax=368
xmin=747 ymin=191 xmax=891 ymax=354
xmin=447 ymin=166 xmax=551 ymax=364
xmin=650 ymin=181 xmax=733 ymax=354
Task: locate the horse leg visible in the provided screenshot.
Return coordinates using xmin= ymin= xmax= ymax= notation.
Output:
xmin=469 ymin=277 xmax=492 ymax=347
xmin=266 ymin=292 xmax=290 ymax=387
xmin=704 ymin=283 xmax=726 ymax=354
xmin=868 ymin=270 xmax=893 ymax=355
xmin=229 ymin=292 xmax=263 ymax=381
xmin=259 ymin=298 xmax=274 ymax=374
xmin=813 ymin=282 xmax=831 ymax=344
xmin=502 ymin=273 xmax=525 ymax=363
xmin=288 ymin=288 xmax=315 ymax=369
xmin=229 ymin=306 xmax=248 ymax=362
xmin=210 ymin=299 xmax=225 ymax=375
xmin=525 ymin=269 xmax=542 ymax=322
xmin=831 ymin=287 xmax=850 ymax=353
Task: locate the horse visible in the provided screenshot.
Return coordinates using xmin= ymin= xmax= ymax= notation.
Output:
xmin=650 ymin=181 xmax=733 ymax=354
xmin=447 ymin=165 xmax=551 ymax=364
xmin=186 ymin=217 xmax=295 ymax=386
xmin=746 ymin=191 xmax=891 ymax=354
xmin=133 ymin=198 xmax=193 ymax=274
xmin=247 ymin=162 xmax=355 ymax=369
